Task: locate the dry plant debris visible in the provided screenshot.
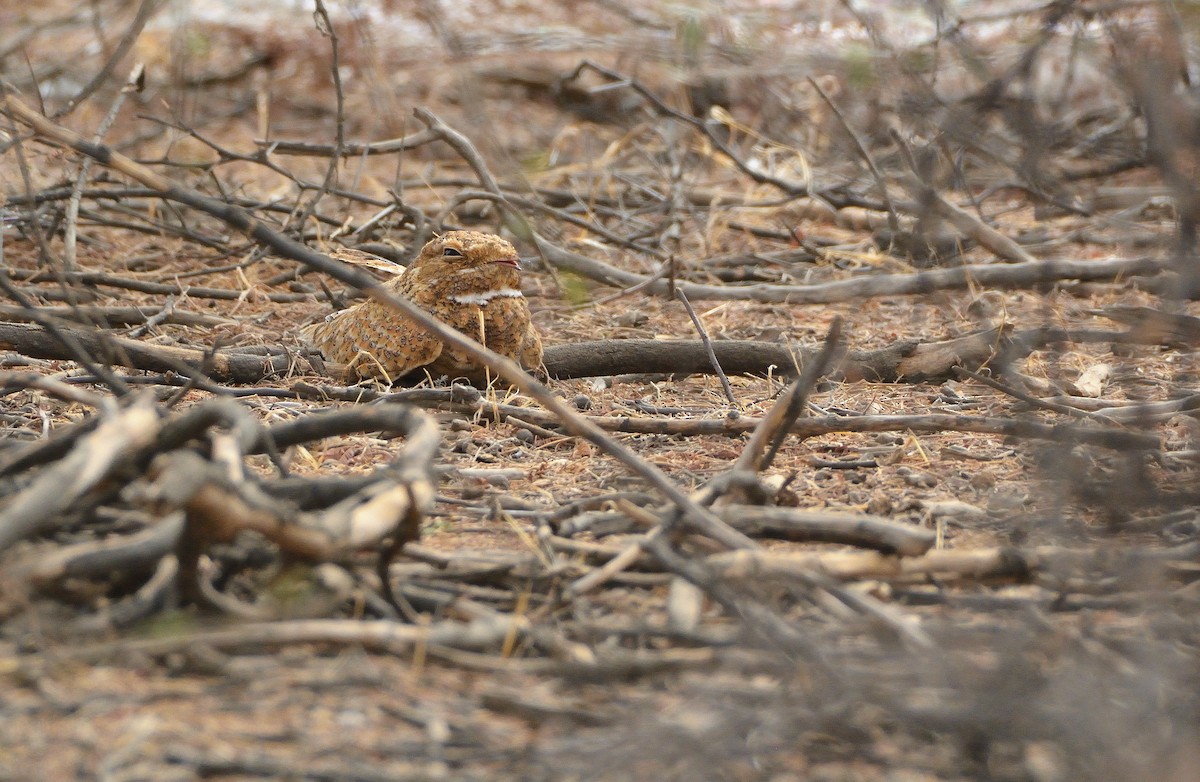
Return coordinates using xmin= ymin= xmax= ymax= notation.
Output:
xmin=1 ymin=1 xmax=1199 ymax=779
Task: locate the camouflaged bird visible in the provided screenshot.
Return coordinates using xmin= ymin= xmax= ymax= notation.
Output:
xmin=301 ymin=232 xmax=543 ymax=384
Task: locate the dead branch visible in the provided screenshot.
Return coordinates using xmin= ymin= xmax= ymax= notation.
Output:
xmin=53 ymin=0 xmax=156 ymax=118
xmin=540 ymin=328 xmax=1065 ymax=382
xmin=3 ymin=267 xmax=315 ymax=303
xmin=12 ymin=513 xmax=184 ymax=597
xmin=560 ymin=506 xmax=936 ymax=557
xmin=0 ymin=395 xmax=160 ymax=554
xmin=152 ymin=449 xmax=429 ymax=582
xmin=725 ymin=508 xmax=935 ymax=556
xmin=0 ymin=321 xmax=303 ymax=383
xmin=70 ymin=615 xmax=534 ymax=662
xmin=256 ymin=129 xmax=440 ymax=157
xmin=733 ymin=317 xmax=845 ymax=475
xmin=0 ymin=271 xmax=133 ymax=395
xmin=0 ymin=370 xmax=108 ymax=408
xmin=4 ymin=402 xmax=442 ymax=612
xmin=707 ymin=542 xmax=1200 ymax=587
xmin=535 ymin=237 xmax=1163 ymax=303
xmin=418 ymin=388 xmax=1158 ymax=451
xmin=63 ymin=63 xmax=144 ymax=270
xmin=676 ymin=288 xmax=737 ymax=405
xmin=896 ymin=173 xmax=1037 ymax=264
xmin=567 ymin=60 xmax=814 ymax=198
xmin=0 ymin=303 xmax=230 ymax=328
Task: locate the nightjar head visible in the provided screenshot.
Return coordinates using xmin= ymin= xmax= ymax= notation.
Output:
xmin=411 ymin=231 xmax=523 ymax=295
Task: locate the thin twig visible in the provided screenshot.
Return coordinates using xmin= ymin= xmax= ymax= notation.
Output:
xmin=53 ymin=0 xmax=157 ymax=118
xmin=124 ymin=294 xmax=177 ymax=339
xmin=293 ymin=0 xmax=345 ymax=235
xmin=807 ymin=75 xmax=900 ymax=234
xmin=734 ymin=317 xmax=844 ymax=476
xmin=0 ymin=84 xmax=56 ymax=267
xmin=0 ymin=273 xmax=134 ymax=397
xmin=64 ymin=63 xmax=144 ymax=270
xmin=675 ymin=288 xmax=736 ymax=406
xmin=952 ymin=365 xmax=1097 ymax=419
xmin=761 ymin=318 xmax=845 ymax=470
xmin=256 ymin=130 xmax=439 ymax=157
xmin=569 ymin=60 xmax=818 ymax=199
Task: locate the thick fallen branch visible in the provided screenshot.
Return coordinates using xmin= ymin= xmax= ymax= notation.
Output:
xmin=0 ymin=320 xmax=1132 ymax=386
xmin=728 ymin=508 xmax=936 ymax=555
xmin=0 ymin=321 xmax=303 ymax=382
xmin=543 ymin=330 xmax=1004 ymax=382
xmin=541 ymin=325 xmax=1160 ymax=381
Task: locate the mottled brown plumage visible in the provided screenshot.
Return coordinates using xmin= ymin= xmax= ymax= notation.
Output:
xmin=302 ymin=232 xmax=543 ymax=383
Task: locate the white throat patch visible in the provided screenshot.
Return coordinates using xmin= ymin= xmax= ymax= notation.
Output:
xmin=449 ymin=288 xmax=524 ymax=306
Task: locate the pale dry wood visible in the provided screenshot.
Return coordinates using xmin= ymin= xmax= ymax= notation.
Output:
xmin=706 ymin=543 xmax=1200 ymax=584
xmin=69 ymin=615 xmax=535 ymax=662
xmin=896 ymin=172 xmax=1037 ymax=264
xmin=149 ymin=450 xmax=434 ymax=563
xmin=255 ymin=128 xmax=440 ymax=156
xmin=9 ymin=513 xmax=184 ymax=596
xmin=0 ymin=395 xmax=160 ymax=553
xmin=534 ymin=236 xmax=1161 ymax=303
xmin=723 ymin=508 xmax=935 ymax=556
xmin=561 ymin=499 xmax=662 ymax=599
xmin=557 ymin=507 xmax=935 ymax=556
xmin=421 ymin=390 xmax=1158 ymax=451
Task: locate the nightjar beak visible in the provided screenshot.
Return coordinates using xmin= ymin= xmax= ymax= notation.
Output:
xmin=491 ymin=256 xmax=521 ymax=268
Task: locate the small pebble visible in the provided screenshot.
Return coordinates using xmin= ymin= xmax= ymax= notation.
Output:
xmin=615 ymin=310 xmax=649 ymax=327
xmin=573 ymin=394 xmax=593 ymax=411
xmin=866 ymin=494 xmax=892 ymax=515
xmin=896 ymin=466 xmax=937 ymax=488
xmin=515 ymin=428 xmax=535 ymax=443
xmin=969 ymin=471 xmax=997 ymax=490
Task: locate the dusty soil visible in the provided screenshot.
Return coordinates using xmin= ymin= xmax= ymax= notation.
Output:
xmin=1 ymin=2 xmax=1198 ymax=780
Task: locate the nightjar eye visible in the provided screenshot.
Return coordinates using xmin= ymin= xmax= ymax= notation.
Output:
xmin=442 ymin=247 xmax=464 ymax=258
